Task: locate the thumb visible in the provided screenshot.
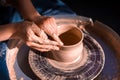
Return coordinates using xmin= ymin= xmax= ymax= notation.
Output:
xmin=52 ymin=34 xmax=63 ymax=46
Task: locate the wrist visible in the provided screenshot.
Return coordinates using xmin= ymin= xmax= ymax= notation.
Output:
xmin=24 ymin=12 xmax=41 ymax=21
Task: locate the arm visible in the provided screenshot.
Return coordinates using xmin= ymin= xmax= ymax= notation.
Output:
xmin=0 ymin=21 xmax=60 ymax=51
xmin=0 ymin=23 xmax=16 ymax=41
xmin=8 ymin=0 xmax=63 ymax=46
xmin=12 ymin=0 xmax=41 ymax=21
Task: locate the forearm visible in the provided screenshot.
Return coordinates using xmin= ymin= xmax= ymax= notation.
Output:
xmin=0 ymin=23 xmax=17 ymax=41
xmin=13 ymin=0 xmax=41 ymax=21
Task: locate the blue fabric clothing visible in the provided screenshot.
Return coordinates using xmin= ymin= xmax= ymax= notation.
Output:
xmin=0 ymin=42 xmax=9 ymax=80
xmin=0 ymin=0 xmax=76 ymax=79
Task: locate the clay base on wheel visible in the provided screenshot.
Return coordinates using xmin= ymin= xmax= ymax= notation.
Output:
xmin=28 ymin=34 xmax=105 ymax=80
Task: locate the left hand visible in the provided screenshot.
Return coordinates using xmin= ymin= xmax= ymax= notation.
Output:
xmin=11 ymin=21 xmax=60 ymax=52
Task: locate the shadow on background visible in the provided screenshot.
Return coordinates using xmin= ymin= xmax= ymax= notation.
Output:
xmin=62 ymin=0 xmax=120 ymax=35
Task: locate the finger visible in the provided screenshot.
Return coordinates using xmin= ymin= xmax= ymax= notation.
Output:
xmin=32 ymin=25 xmax=48 ymax=40
xmin=31 ymin=24 xmax=41 ymax=36
xmin=39 ymin=29 xmax=48 ymax=40
xmin=49 ymin=17 xmax=58 ymax=34
xmin=42 ymin=17 xmax=58 ymax=36
xmin=31 ymin=47 xmax=50 ymax=52
xmin=28 ymin=30 xmax=46 ymax=45
xmin=26 ymin=41 xmax=60 ymax=50
xmin=31 ymin=35 xmax=60 ymax=46
xmin=43 ymin=39 xmax=60 ymax=45
xmin=52 ymin=34 xmax=63 ymax=46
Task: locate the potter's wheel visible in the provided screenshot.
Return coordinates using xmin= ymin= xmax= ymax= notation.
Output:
xmin=28 ymin=34 xmax=105 ymax=80
xmin=6 ymin=15 xmax=120 ymax=80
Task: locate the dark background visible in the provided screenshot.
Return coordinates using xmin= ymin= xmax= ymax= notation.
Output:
xmin=62 ymin=0 xmax=120 ymax=35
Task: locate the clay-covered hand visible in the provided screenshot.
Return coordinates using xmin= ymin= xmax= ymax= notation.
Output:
xmin=11 ymin=21 xmax=60 ymax=52
xmin=34 ymin=16 xmax=63 ymax=46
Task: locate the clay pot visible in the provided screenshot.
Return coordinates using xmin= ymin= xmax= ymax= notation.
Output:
xmin=52 ymin=24 xmax=84 ymax=63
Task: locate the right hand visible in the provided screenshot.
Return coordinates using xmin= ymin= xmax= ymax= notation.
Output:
xmin=11 ymin=21 xmax=60 ymax=52
xmin=33 ymin=16 xmax=63 ymax=46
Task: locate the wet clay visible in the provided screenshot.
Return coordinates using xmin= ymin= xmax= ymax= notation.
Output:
xmin=59 ymin=27 xmax=82 ymax=46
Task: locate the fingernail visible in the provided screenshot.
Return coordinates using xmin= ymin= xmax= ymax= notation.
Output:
xmin=59 ymin=41 xmax=64 ymax=46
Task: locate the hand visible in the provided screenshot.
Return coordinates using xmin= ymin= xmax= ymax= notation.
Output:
xmin=11 ymin=21 xmax=60 ymax=52
xmin=34 ymin=16 xmax=63 ymax=46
